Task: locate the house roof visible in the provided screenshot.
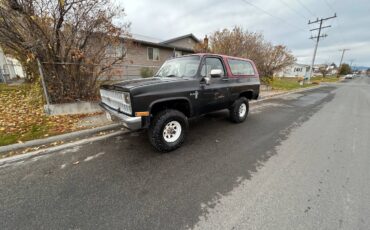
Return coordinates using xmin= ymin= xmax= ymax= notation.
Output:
xmin=294 ymin=63 xmax=310 ymax=67
xmin=160 ymin=33 xmax=201 ymax=45
xmin=130 ymin=34 xmax=163 ymax=43
xmin=122 ymin=33 xmax=198 ymax=53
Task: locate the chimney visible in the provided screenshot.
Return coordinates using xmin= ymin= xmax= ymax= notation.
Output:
xmin=203 ymin=35 xmax=209 ymax=51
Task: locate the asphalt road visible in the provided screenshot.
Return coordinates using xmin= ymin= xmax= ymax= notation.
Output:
xmin=1 ymin=77 xmax=370 ymax=230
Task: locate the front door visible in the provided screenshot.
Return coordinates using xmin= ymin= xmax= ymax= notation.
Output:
xmin=198 ymin=56 xmax=230 ymax=114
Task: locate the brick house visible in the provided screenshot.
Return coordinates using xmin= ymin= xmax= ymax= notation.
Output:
xmin=104 ymin=34 xmax=200 ymax=80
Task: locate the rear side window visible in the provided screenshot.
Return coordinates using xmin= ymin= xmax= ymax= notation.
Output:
xmin=228 ymin=59 xmax=255 ymax=75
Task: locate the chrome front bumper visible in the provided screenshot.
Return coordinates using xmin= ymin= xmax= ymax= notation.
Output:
xmin=99 ymin=103 xmax=142 ymax=130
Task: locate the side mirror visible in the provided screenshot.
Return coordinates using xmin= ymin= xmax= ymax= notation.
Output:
xmin=210 ymin=69 xmax=223 ymax=78
xmin=202 ymin=76 xmax=211 ymax=85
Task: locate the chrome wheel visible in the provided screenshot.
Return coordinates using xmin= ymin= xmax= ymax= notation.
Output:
xmin=163 ymin=121 xmax=182 ymax=142
xmin=239 ymin=103 xmax=247 ymax=118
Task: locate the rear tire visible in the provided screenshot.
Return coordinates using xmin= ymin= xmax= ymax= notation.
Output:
xmin=229 ymin=97 xmax=249 ymax=123
xmin=148 ymin=109 xmax=188 ymax=152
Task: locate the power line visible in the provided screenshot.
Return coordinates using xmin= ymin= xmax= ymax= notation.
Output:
xmin=349 ymin=59 xmax=355 ymax=67
xmin=323 ymin=3 xmax=347 ymax=47
xmin=323 ymin=0 xmax=336 ymax=14
xmin=307 ymin=14 xmax=337 ymax=81
xmin=278 ymin=0 xmax=308 ymax=20
xmin=296 ymin=0 xmax=317 ymax=18
xmin=239 ymin=0 xmax=306 ymax=31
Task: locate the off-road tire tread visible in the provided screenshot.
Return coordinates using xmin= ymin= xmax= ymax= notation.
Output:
xmin=148 ymin=109 xmax=188 ymax=152
xmin=229 ymin=97 xmax=249 ymax=123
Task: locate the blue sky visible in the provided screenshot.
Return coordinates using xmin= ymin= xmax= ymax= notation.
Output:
xmin=117 ymin=0 xmax=370 ymax=67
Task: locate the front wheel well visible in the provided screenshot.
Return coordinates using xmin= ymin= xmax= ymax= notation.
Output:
xmin=150 ymin=99 xmax=191 ymax=117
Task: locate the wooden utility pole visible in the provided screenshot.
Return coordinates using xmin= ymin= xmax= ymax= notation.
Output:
xmin=307 ymin=14 xmax=337 ymax=82
xmin=338 ymin=48 xmax=350 ymax=75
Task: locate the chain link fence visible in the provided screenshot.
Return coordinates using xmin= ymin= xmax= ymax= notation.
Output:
xmin=37 ymin=62 xmax=161 ymax=103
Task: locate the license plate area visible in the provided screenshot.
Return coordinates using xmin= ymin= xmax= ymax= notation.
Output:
xmin=106 ymin=112 xmax=112 ymax=121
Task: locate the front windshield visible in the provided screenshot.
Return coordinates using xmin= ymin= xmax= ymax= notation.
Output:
xmin=155 ymin=56 xmax=200 ymax=78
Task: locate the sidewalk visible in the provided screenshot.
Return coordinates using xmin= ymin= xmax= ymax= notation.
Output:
xmin=259 ymin=89 xmax=287 ymax=99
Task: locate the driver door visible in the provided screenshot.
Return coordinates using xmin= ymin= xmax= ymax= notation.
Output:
xmin=199 ymin=56 xmax=230 ymax=114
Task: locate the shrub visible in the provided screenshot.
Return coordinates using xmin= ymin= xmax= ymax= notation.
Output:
xmin=261 ymin=76 xmax=274 ymax=85
xmin=140 ymin=67 xmax=155 ymax=78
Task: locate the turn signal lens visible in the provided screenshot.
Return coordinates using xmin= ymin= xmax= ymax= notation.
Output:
xmin=135 ymin=111 xmax=149 ymax=117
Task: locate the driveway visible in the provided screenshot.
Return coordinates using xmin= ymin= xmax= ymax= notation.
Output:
xmin=1 ymin=77 xmax=370 ymax=230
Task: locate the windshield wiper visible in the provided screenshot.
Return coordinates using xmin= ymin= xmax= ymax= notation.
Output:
xmin=165 ymin=74 xmax=178 ymax=78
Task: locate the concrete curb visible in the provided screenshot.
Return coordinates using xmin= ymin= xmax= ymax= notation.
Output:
xmin=0 ymin=130 xmax=127 ymax=166
xmin=0 ymin=123 xmax=122 ymax=153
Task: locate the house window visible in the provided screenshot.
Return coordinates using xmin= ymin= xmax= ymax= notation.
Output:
xmin=294 ymin=67 xmax=303 ymax=72
xmin=228 ymin=59 xmax=255 ymax=75
xmin=106 ymin=44 xmax=125 ymax=58
xmin=148 ymin=47 xmax=160 ymax=61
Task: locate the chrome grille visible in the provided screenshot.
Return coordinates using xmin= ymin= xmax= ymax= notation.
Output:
xmin=100 ymin=89 xmax=132 ymax=114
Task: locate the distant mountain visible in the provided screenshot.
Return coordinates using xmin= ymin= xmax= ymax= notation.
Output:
xmin=351 ymin=66 xmax=370 ymax=71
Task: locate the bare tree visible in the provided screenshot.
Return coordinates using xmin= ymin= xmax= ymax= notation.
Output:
xmin=0 ymin=0 xmax=130 ymax=103
xmin=205 ymin=27 xmax=295 ymax=79
xmin=258 ymin=44 xmax=296 ymax=77
xmin=319 ymin=65 xmax=329 ymax=77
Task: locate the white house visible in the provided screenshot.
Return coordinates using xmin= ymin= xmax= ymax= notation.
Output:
xmin=275 ymin=63 xmax=310 ymax=78
xmin=0 ymin=46 xmax=25 ymax=83
xmin=312 ymin=64 xmax=338 ymax=76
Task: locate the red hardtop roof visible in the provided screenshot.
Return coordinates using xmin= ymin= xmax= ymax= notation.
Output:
xmin=187 ymin=53 xmax=254 ymax=62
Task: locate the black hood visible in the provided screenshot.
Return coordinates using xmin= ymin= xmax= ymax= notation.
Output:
xmin=101 ymin=77 xmax=186 ymax=91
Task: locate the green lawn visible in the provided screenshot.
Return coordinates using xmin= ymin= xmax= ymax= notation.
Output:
xmin=269 ymin=76 xmax=339 ymax=91
xmin=269 ymin=78 xmax=311 ymax=90
xmin=311 ymin=76 xmax=339 ymax=83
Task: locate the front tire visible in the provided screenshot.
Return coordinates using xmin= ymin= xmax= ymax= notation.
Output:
xmin=148 ymin=109 xmax=188 ymax=152
xmin=229 ymin=97 xmax=249 ymax=123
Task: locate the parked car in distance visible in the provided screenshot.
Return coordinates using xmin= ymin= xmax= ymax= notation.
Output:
xmin=345 ymin=74 xmax=354 ymax=79
xmin=100 ymin=53 xmax=260 ymax=152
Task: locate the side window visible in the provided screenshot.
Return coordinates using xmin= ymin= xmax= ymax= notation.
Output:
xmin=201 ymin=57 xmax=225 ymax=78
xmin=228 ymin=59 xmax=255 ymax=75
